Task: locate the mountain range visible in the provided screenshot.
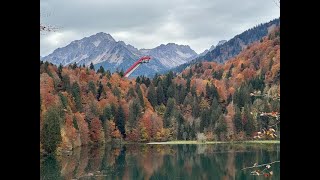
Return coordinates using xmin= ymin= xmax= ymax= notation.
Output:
xmin=41 ymin=33 xmax=198 ymax=77
xmin=41 ymin=18 xmax=279 ymax=77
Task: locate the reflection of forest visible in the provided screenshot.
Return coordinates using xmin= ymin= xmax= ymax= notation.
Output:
xmin=40 ymin=144 xmax=280 ymax=180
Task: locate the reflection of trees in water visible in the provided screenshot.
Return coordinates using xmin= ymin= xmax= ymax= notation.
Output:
xmin=125 ymin=145 xmax=166 ymax=179
xmin=56 ymin=146 xmax=90 ymax=179
xmin=97 ymin=145 xmax=127 ymax=180
xmin=40 ymin=155 xmax=62 ymax=180
xmin=113 ymin=146 xmax=126 ymax=179
xmin=85 ymin=144 xmax=105 ymax=173
xmin=59 ymin=147 xmax=80 ymax=179
xmin=196 ymin=144 xmax=207 ymax=154
xmin=40 ymin=144 xmax=280 ymax=179
xmin=74 ymin=145 xmax=88 ymax=178
xmin=225 ymin=150 xmax=236 ymax=179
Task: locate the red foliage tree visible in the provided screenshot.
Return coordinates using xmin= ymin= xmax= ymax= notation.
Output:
xmin=89 ymin=117 xmax=104 ymax=143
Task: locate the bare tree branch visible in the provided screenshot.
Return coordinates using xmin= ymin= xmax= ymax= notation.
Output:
xmin=40 ymin=10 xmax=59 ymax=33
xmin=241 ymin=161 xmax=280 ymax=170
xmin=40 ymin=23 xmax=59 ymax=32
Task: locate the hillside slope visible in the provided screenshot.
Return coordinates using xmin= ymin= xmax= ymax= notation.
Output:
xmin=172 ymin=18 xmax=280 ymax=73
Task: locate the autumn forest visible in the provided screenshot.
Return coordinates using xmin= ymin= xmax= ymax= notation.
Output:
xmin=40 ymin=26 xmax=280 ymax=155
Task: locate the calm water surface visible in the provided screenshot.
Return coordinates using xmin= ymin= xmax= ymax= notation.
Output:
xmin=40 ymin=143 xmax=280 ymax=180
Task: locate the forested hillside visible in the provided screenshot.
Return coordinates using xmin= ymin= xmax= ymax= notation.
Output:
xmin=172 ymin=18 xmax=279 ymax=73
xmin=40 ymin=26 xmax=280 ymax=154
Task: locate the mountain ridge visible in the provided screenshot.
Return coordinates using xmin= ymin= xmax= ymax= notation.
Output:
xmin=42 ymin=33 xmax=197 ymax=77
xmin=171 ymin=18 xmax=280 ymax=73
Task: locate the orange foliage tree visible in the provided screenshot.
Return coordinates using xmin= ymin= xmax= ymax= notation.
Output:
xmin=89 ymin=117 xmax=104 ymax=143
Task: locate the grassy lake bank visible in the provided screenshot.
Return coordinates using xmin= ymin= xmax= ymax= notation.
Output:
xmin=146 ymin=140 xmax=280 ymax=145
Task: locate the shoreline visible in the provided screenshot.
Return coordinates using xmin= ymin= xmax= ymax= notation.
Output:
xmin=41 ymin=140 xmax=279 ymax=156
xmin=146 ymin=140 xmax=280 ymax=145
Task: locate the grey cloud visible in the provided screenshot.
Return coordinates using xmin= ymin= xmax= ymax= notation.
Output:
xmin=40 ymin=0 xmax=279 ymax=56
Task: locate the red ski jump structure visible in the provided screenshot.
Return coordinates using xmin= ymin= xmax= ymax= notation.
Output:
xmin=124 ymin=56 xmax=151 ymax=78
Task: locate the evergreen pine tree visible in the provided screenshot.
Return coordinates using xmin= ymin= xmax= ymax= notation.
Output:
xmin=88 ymin=80 xmax=97 ymax=96
xmin=106 ymin=70 xmax=111 ymax=79
xmin=188 ymin=69 xmax=193 ymax=78
xmin=128 ymin=98 xmax=141 ymax=131
xmin=147 ymin=83 xmax=157 ymax=107
xmin=136 ymin=76 xmax=141 ymax=84
xmin=178 ymin=85 xmax=187 ymax=104
xmin=234 ymin=105 xmax=243 ymax=133
xmin=153 ymin=75 xmax=161 ymax=87
xmin=58 ymin=64 xmax=63 ymax=79
xmin=163 ymin=98 xmax=175 ymax=128
xmin=110 ymin=103 xmax=117 ymax=119
xmin=127 ymin=86 xmax=136 ymax=98
xmin=112 ymin=86 xmax=121 ymax=99
xmin=211 ymin=97 xmax=222 ymax=128
xmin=136 ymin=84 xmax=145 ymax=109
xmin=226 ymin=64 xmax=234 ymax=79
xmin=73 ymin=116 xmax=79 ymax=130
xmin=186 ymin=78 xmax=191 ymax=92
xmin=200 ymin=109 xmax=211 ymax=133
xmin=97 ymin=66 xmax=105 ymax=74
xmin=191 ymin=86 xmax=196 ymax=97
xmin=215 ymin=115 xmax=227 ymax=139
xmin=243 ymin=104 xmax=256 ymax=136
xmin=41 ymin=106 xmax=62 ymax=153
xmin=58 ymin=92 xmax=68 ymax=109
xmin=96 ymin=81 xmax=105 ymax=100
xmin=119 ymin=69 xmax=124 ymax=77
xmin=227 ymin=93 xmax=232 ymax=104
xmin=192 ymin=96 xmax=200 ymax=118
xmin=90 ymin=62 xmax=95 ymax=70
xmin=106 ymin=82 xmax=112 ymax=89
xmin=144 ymin=78 xmax=151 ymax=87
xmin=206 ymin=83 xmax=211 ymax=98
xmin=190 ymin=122 xmax=196 ymax=140
xmin=116 ymin=105 xmax=126 ymax=138
xmin=61 ymin=75 xmax=71 ymax=92
xmin=156 ymin=83 xmax=165 ymax=105
xmin=234 ymin=84 xmax=250 ymax=108
xmin=72 ymin=62 xmax=77 ymax=69
xmin=71 ymin=82 xmax=83 ymax=112
xmin=176 ymin=112 xmax=185 ymax=140
xmin=167 ymin=84 xmax=175 ymax=99
xmin=100 ymin=105 xmax=112 ymax=122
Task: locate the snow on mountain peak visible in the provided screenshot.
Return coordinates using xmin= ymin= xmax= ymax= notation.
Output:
xmin=208 ymin=45 xmax=215 ymax=52
xmin=94 ymin=32 xmax=116 ymax=42
xmin=217 ymin=40 xmax=227 ymax=46
xmin=42 ymin=33 xmax=198 ymax=76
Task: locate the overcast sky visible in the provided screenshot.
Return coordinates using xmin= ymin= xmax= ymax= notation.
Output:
xmin=40 ymin=0 xmax=279 ymax=56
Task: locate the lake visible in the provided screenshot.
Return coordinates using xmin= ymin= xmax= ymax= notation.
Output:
xmin=40 ymin=143 xmax=280 ymax=180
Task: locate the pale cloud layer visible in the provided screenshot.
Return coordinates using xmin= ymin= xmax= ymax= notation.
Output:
xmin=40 ymin=0 xmax=279 ymax=56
